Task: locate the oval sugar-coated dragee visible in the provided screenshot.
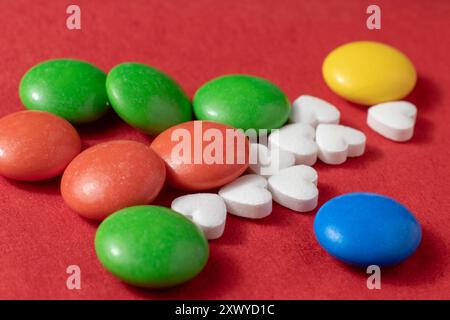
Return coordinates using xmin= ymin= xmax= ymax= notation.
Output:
xmin=322 ymin=41 xmax=417 ymax=105
xmin=151 ymin=120 xmax=249 ymax=191
xmin=95 ymin=205 xmax=209 ymax=288
xmin=314 ymin=193 xmax=422 ymax=267
xmin=19 ymin=59 xmax=109 ymax=123
xmin=193 ymin=74 xmax=290 ymax=132
xmin=0 ymin=111 xmax=81 ymax=181
xmin=106 ymin=63 xmax=192 ymax=135
xmin=61 ymin=140 xmax=165 ymax=220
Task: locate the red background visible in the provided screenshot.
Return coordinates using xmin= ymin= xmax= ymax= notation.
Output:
xmin=0 ymin=0 xmax=449 ymax=300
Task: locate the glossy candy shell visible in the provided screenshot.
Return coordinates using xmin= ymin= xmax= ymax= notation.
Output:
xmin=322 ymin=41 xmax=417 ymax=105
xmin=314 ymin=192 xmax=422 ymax=267
xmin=61 ymin=140 xmax=166 ymax=220
xmin=193 ymin=74 xmax=290 ymax=131
xmin=0 ymin=110 xmax=81 ymax=181
xmin=106 ymin=62 xmax=193 ymax=135
xmin=95 ymin=205 xmax=209 ymax=288
xmin=151 ymin=120 xmax=249 ymax=190
xmin=19 ymin=59 xmax=109 ymax=123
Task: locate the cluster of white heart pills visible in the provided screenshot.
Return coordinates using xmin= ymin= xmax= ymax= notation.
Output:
xmin=172 ymin=95 xmax=418 ymax=240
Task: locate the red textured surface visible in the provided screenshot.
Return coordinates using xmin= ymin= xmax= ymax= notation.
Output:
xmin=0 ymin=0 xmax=449 ymax=300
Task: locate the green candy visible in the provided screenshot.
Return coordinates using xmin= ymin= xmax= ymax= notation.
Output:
xmin=193 ymin=74 xmax=291 ymax=132
xmin=19 ymin=59 xmax=109 ymax=123
xmin=106 ymin=63 xmax=193 ymax=135
xmin=95 ymin=205 xmax=209 ymax=288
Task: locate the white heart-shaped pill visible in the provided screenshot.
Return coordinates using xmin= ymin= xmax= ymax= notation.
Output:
xmin=219 ymin=174 xmax=272 ymax=219
xmin=268 ymin=165 xmax=318 ymax=212
xmin=268 ymin=123 xmax=318 ymax=166
xmin=367 ymin=101 xmax=417 ymax=142
xmin=171 ymin=193 xmax=227 ymax=240
xmin=248 ymin=143 xmax=295 ymax=177
xmin=290 ymin=95 xmax=340 ymax=127
xmin=316 ymin=124 xmax=366 ymax=165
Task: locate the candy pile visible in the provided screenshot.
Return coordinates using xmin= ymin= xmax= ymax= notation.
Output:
xmin=0 ymin=41 xmax=422 ymax=288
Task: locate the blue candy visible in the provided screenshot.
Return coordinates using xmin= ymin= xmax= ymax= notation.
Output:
xmin=314 ymin=192 xmax=422 ymax=267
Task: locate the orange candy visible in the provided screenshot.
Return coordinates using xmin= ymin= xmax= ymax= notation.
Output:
xmin=0 ymin=110 xmax=81 ymax=181
xmin=61 ymin=140 xmax=166 ymax=220
xmin=151 ymin=120 xmax=249 ymax=191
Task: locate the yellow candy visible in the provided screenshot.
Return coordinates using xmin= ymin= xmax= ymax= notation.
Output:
xmin=322 ymin=41 xmax=417 ymax=106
